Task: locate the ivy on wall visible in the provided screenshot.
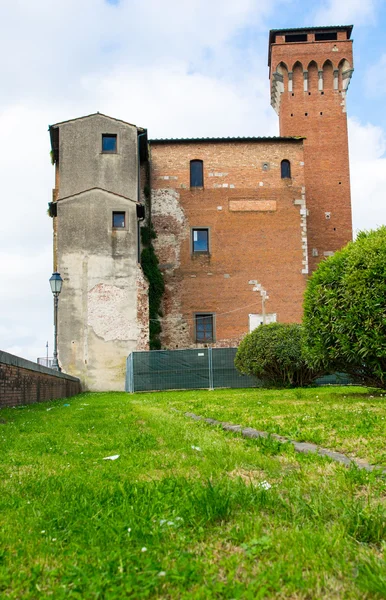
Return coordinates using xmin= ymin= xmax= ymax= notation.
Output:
xmin=140 ymin=185 xmax=165 ymax=350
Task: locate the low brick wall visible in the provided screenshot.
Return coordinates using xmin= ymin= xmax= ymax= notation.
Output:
xmin=0 ymin=350 xmax=81 ymax=408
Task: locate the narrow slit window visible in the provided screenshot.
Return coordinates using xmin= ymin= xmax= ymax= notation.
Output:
xmin=195 ymin=313 xmax=214 ymax=343
xmin=281 ymin=160 xmax=291 ymax=179
xmin=113 ymin=212 xmax=125 ymax=228
xmin=192 ymin=228 xmax=209 ymax=253
xmin=190 ymin=160 xmax=204 ymax=187
xmin=102 ymin=134 xmax=117 ymax=153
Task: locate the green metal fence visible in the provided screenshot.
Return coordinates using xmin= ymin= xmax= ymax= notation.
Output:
xmin=125 ymin=348 xmax=260 ymax=393
xmin=125 ymin=347 xmax=353 ymax=393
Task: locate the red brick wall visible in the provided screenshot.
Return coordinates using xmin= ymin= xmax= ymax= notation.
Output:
xmin=270 ymin=35 xmax=353 ymax=272
xmin=0 ymin=351 xmax=81 ymax=408
xmin=150 ymin=140 xmax=308 ymax=348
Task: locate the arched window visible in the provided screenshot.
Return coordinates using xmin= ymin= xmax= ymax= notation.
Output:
xmin=190 ymin=160 xmax=203 ymax=188
xmin=281 ymin=159 xmax=291 ymax=179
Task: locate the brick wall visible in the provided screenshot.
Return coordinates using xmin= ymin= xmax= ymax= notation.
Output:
xmin=149 ymin=139 xmax=308 ymax=349
xmin=0 ymin=351 xmax=81 ymax=408
xmin=270 ymin=34 xmax=353 ymax=272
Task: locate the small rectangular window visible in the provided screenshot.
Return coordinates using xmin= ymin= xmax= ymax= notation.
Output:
xmin=315 ymin=32 xmax=337 ymax=41
xmin=195 ymin=314 xmax=214 ymax=343
xmin=113 ymin=212 xmax=125 ymax=228
xmin=192 ymin=228 xmax=209 ymax=253
xmin=102 ymin=134 xmax=117 ymax=153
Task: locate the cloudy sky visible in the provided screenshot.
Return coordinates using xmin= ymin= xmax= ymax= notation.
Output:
xmin=1 ymin=0 xmax=386 ymax=362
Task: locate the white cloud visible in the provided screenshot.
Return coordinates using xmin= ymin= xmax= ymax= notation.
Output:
xmin=0 ymin=0 xmax=280 ymax=362
xmin=82 ymin=62 xmax=277 ymax=139
xmin=1 ymin=0 xmax=385 ymax=363
xmin=348 ymin=117 xmax=386 ymax=234
xmin=312 ymin=0 xmax=378 ymax=25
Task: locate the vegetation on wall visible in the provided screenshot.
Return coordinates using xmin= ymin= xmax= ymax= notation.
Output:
xmin=235 ymin=322 xmax=322 ymax=387
xmin=303 ymin=226 xmax=386 ymax=388
xmin=140 ymin=184 xmax=164 ymax=350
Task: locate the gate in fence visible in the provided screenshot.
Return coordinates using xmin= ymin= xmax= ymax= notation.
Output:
xmin=125 ymin=347 xmax=260 ymax=393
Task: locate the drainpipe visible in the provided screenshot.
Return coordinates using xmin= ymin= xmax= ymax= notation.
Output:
xmin=137 ymin=131 xmax=147 ymax=262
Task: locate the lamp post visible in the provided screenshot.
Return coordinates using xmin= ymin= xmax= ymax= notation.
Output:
xmin=49 ymin=272 xmax=63 ymax=371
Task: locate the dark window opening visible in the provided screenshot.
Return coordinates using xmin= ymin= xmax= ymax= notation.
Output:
xmin=113 ymin=212 xmax=125 ymax=228
xmin=320 ymin=112 xmax=323 ymax=115
xmin=281 ymin=160 xmax=291 ymax=179
xmin=305 ymin=112 xmax=308 ymax=116
xmin=315 ymin=32 xmax=337 ymax=41
xmin=192 ymin=228 xmax=209 ymax=253
xmin=285 ymin=33 xmax=307 ymax=43
xmin=102 ymin=134 xmax=117 ymax=153
xmin=195 ymin=313 xmax=214 ymax=343
xmin=190 ymin=160 xmax=204 ymax=187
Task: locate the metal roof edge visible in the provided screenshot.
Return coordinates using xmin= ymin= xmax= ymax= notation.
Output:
xmin=149 ymin=136 xmax=305 ymax=144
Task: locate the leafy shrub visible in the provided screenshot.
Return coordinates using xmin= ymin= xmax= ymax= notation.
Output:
xmin=235 ymin=323 xmax=321 ymax=387
xmin=303 ymin=226 xmax=386 ymax=388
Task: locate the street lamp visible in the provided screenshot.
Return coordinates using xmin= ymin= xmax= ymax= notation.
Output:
xmin=49 ymin=272 xmax=63 ymax=371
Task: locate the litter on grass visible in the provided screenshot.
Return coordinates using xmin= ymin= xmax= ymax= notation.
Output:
xmin=191 ymin=445 xmax=201 ymax=451
xmin=103 ymin=455 xmax=120 ymax=461
xmin=63 ymin=404 xmax=70 ymax=407
xmin=258 ymin=480 xmax=272 ymax=490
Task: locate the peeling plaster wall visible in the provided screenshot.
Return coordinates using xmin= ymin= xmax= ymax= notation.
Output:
xmin=57 ymin=189 xmax=147 ymax=391
xmin=136 ymin=265 xmax=150 ymax=351
xmin=150 ymin=140 xmax=308 ymax=349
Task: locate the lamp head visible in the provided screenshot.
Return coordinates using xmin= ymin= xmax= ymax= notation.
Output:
xmin=49 ymin=272 xmax=63 ymax=295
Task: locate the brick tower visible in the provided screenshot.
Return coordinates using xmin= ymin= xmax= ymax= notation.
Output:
xmin=269 ymin=26 xmax=354 ymax=272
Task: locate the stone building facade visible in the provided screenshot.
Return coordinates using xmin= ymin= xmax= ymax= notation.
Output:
xmin=49 ymin=25 xmax=354 ymax=390
xmin=49 ymin=114 xmax=149 ymax=391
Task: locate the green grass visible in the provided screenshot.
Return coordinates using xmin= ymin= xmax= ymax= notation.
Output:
xmin=146 ymin=386 xmax=386 ymax=465
xmin=0 ymin=389 xmax=385 ymax=599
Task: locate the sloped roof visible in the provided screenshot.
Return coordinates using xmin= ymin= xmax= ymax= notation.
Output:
xmin=49 ymin=112 xmax=142 ymax=129
xmin=49 ymin=112 xmax=148 ymax=164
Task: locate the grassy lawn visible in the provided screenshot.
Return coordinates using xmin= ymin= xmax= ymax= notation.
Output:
xmin=148 ymin=386 xmax=386 ymax=465
xmin=0 ymin=388 xmax=385 ymax=599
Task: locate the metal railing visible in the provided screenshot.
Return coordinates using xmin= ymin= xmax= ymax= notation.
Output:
xmin=37 ymin=357 xmax=55 ymax=368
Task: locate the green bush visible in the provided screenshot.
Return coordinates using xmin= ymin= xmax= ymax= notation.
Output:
xmin=303 ymin=226 xmax=386 ymax=388
xmin=235 ymin=323 xmax=321 ymax=387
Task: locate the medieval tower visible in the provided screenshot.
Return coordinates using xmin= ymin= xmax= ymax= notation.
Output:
xmin=269 ymin=26 xmax=353 ymax=271
xmin=49 ymin=26 xmax=354 ymax=390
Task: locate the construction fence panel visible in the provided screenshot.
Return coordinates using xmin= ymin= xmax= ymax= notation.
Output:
xmin=125 ymin=348 xmax=353 ymax=393
xmin=127 ymin=349 xmax=211 ymax=393
xmin=211 ymin=347 xmax=261 ymax=389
